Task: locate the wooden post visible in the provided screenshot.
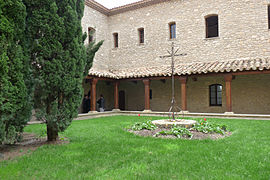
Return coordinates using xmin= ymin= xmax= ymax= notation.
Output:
xmin=114 ymin=81 xmax=119 ymax=110
xmin=90 ymin=78 xmax=98 ymax=111
xmin=143 ymin=79 xmax=150 ymax=111
xmin=179 ymin=77 xmax=187 ymax=111
xmin=224 ymin=74 xmax=233 ymax=113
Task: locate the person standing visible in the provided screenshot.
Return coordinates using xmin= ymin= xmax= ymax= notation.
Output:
xmin=97 ymin=94 xmax=105 ymax=112
xmin=82 ymin=95 xmax=91 ymax=113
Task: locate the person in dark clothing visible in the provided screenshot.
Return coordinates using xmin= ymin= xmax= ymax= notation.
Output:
xmin=82 ymin=95 xmax=91 ymax=113
xmin=97 ymin=94 xmax=105 ymax=112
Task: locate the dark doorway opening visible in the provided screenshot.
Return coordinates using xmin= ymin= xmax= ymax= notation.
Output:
xmin=119 ymin=90 xmax=125 ymax=110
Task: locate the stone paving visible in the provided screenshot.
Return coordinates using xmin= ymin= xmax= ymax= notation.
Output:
xmin=27 ymin=111 xmax=270 ymax=125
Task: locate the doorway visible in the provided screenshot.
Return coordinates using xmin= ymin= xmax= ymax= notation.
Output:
xmin=119 ymin=90 xmax=125 ymax=110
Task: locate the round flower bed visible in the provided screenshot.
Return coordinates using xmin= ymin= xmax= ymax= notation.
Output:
xmin=128 ymin=118 xmax=231 ymax=140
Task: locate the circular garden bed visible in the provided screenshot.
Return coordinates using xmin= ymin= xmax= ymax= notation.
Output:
xmin=128 ymin=118 xmax=231 ymax=140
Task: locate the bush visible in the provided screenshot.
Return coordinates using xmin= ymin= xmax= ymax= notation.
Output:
xmin=131 ymin=121 xmax=157 ymax=131
xmin=155 ymin=125 xmax=193 ymax=138
xmin=192 ymin=119 xmax=227 ymax=135
xmin=0 ymin=0 xmax=32 ymax=144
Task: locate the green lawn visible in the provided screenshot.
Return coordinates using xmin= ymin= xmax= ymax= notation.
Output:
xmin=0 ymin=116 xmax=270 ymax=179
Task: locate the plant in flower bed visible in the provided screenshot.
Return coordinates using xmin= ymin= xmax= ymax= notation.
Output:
xmin=129 ymin=118 xmax=229 ymax=139
xmin=191 ymin=118 xmax=227 ymax=135
xmin=155 ymin=125 xmax=193 ymax=138
xmin=131 ymin=120 xmax=157 ymax=131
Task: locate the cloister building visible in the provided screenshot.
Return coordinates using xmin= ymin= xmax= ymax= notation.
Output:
xmin=81 ymin=0 xmax=270 ymax=114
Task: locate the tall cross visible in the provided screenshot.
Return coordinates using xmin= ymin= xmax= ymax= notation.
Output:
xmin=160 ymin=42 xmax=187 ymax=120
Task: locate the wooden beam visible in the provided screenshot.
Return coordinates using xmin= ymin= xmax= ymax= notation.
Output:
xmin=143 ymin=79 xmax=150 ymax=110
xmin=231 ymin=70 xmax=270 ymax=76
xmin=85 ymin=76 xmax=115 ymax=81
xmin=114 ymin=81 xmax=119 ymax=109
xmin=86 ymin=69 xmax=270 ymax=82
xmin=90 ymin=78 xmax=98 ymax=111
xmin=179 ymin=77 xmax=188 ymax=111
xmin=224 ymin=74 xmax=233 ymax=112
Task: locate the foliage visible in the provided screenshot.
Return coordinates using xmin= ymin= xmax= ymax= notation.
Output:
xmin=84 ymin=41 xmax=104 ymax=76
xmin=155 ymin=125 xmax=193 ymax=138
xmin=37 ymin=126 xmax=47 ymax=138
xmin=0 ymin=0 xmax=32 ymax=144
xmin=192 ymin=119 xmax=227 ymax=135
xmin=1 ymin=116 xmax=270 ymax=179
xmin=23 ymin=0 xmax=87 ymax=141
xmin=131 ymin=120 xmax=157 ymax=131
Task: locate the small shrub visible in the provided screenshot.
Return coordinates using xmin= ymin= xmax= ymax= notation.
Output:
xmin=38 ymin=127 xmax=47 ymax=138
xmin=192 ymin=119 xmax=227 ymax=135
xmin=155 ymin=125 xmax=193 ymax=138
xmin=131 ymin=120 xmax=157 ymax=131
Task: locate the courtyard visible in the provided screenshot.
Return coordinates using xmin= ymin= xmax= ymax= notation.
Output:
xmin=1 ymin=116 xmax=270 ymax=179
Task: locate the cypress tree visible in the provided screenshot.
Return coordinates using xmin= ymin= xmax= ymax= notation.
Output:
xmin=84 ymin=41 xmax=104 ymax=76
xmin=0 ymin=0 xmax=32 ymax=144
xmin=24 ymin=0 xmax=89 ymax=141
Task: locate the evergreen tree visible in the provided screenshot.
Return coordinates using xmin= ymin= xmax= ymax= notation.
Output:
xmin=0 ymin=0 xmax=32 ymax=144
xmin=24 ymin=0 xmax=89 ymax=141
xmin=84 ymin=41 xmax=104 ymax=76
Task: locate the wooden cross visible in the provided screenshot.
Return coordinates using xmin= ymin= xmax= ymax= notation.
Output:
xmin=160 ymin=42 xmax=187 ymax=120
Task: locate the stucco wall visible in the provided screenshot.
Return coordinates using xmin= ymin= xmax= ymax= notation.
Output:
xmin=232 ymin=74 xmax=270 ymax=114
xmin=119 ymin=81 xmax=145 ymax=111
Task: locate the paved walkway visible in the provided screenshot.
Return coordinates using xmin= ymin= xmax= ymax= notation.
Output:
xmin=28 ymin=111 xmax=270 ymax=125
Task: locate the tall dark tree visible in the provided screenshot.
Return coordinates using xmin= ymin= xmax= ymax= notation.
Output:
xmin=24 ymin=0 xmax=91 ymax=141
xmin=0 ymin=0 xmax=32 ymax=144
xmin=84 ymin=41 xmax=104 ymax=76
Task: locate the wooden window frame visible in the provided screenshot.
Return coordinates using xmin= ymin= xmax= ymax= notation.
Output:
xmin=88 ymin=27 xmax=96 ymax=44
xmin=268 ymin=5 xmax=270 ymax=29
xmin=209 ymin=84 xmax=222 ymax=106
xmin=138 ymin=28 xmax=144 ymax=44
xmin=169 ymin=22 xmax=176 ymax=39
xmin=205 ymin=15 xmax=219 ymax=38
xmin=113 ymin=33 xmax=118 ymax=48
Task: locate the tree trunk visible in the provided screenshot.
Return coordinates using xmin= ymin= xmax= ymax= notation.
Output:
xmin=47 ymin=125 xmax=58 ymax=142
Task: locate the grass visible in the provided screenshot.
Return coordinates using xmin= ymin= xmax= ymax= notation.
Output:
xmin=0 ymin=116 xmax=270 ymax=179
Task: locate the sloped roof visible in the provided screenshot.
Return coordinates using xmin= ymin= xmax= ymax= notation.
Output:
xmin=88 ymin=57 xmax=270 ymax=79
xmin=85 ymin=0 xmax=172 ymax=16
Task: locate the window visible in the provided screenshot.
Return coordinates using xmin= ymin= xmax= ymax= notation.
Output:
xmin=169 ymin=22 xmax=176 ymax=39
xmin=113 ymin=33 xmax=118 ymax=48
xmin=150 ymin=89 xmax=152 ymax=99
xmin=268 ymin=5 xmax=270 ymax=29
xmin=88 ymin=27 xmax=96 ymax=44
xmin=205 ymin=15 xmax=219 ymax=38
xmin=138 ymin=28 xmax=144 ymax=44
xmin=209 ymin=84 xmax=222 ymax=106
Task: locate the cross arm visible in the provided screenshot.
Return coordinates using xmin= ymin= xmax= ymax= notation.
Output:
xmin=159 ymin=55 xmax=172 ymax=58
xmin=174 ymin=53 xmax=187 ymax=57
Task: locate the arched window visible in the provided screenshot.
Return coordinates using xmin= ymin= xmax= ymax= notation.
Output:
xmin=88 ymin=27 xmax=96 ymax=44
xmin=169 ymin=22 xmax=176 ymax=39
xmin=205 ymin=15 xmax=219 ymax=38
xmin=209 ymin=84 xmax=222 ymax=106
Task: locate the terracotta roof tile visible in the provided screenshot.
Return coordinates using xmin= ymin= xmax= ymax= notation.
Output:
xmin=88 ymin=57 xmax=270 ymax=79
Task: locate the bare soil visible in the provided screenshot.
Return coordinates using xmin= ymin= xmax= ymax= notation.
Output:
xmin=128 ymin=128 xmax=232 ymax=140
xmin=0 ymin=133 xmax=69 ymax=161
